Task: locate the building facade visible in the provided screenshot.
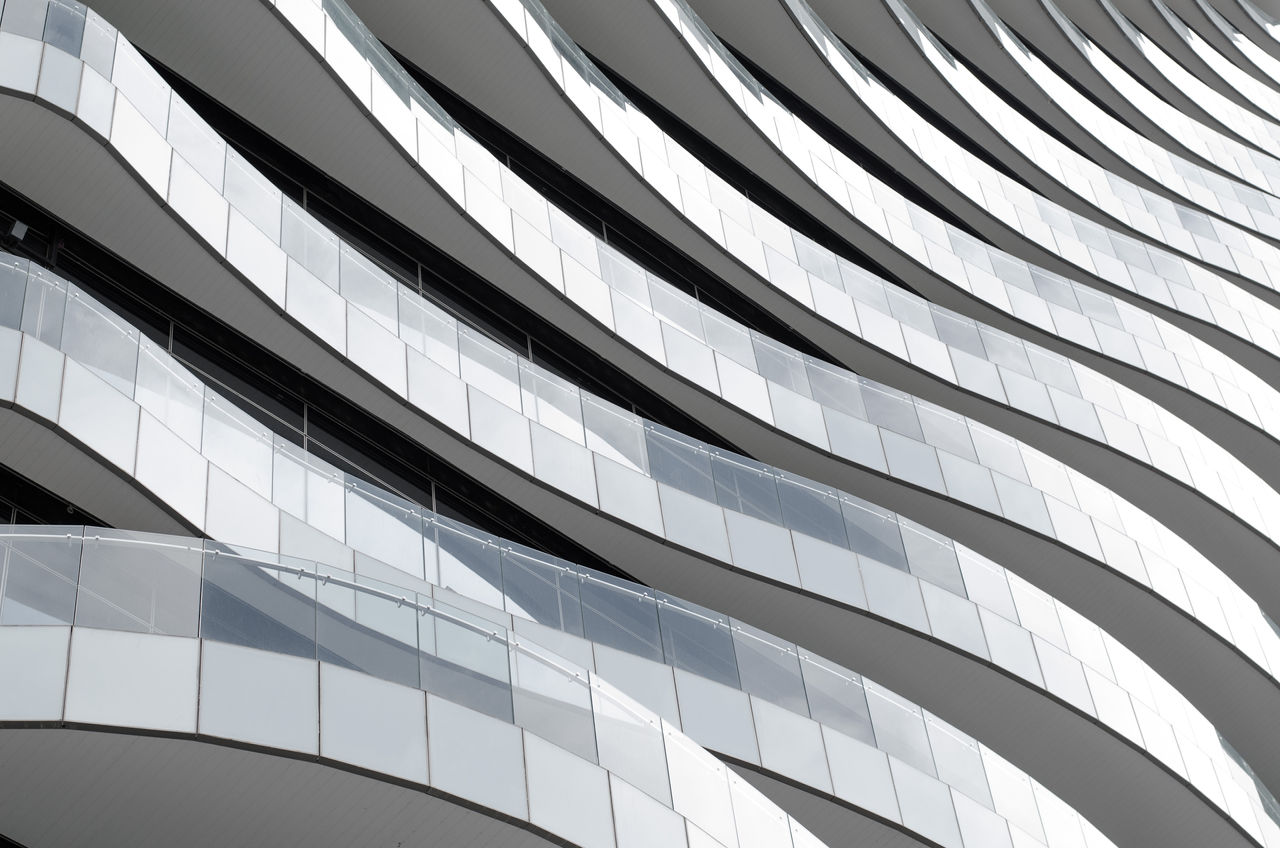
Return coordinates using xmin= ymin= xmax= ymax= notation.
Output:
xmin=0 ymin=0 xmax=1278 ymax=846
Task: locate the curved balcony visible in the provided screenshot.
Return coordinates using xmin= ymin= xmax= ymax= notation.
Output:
xmin=1191 ymin=0 xmax=1280 ymax=91
xmin=0 ymin=253 xmax=1276 ymax=848
xmin=693 ymin=0 xmax=1280 ymax=348
xmin=1126 ymin=0 xmax=1274 ymax=81
xmin=1151 ymin=0 xmax=1280 ymax=112
xmin=1032 ymin=0 xmax=1280 ymax=194
xmin=81 ymin=0 xmax=1280 ymax=546
xmin=962 ymin=0 xmax=1280 ymax=237
xmin=0 ymin=524 xmax=1134 ymax=848
xmin=855 ymin=0 xmax=1280 ymax=245
xmin=1233 ymin=0 xmax=1280 ymax=57
xmin=0 ymin=528 xmax=830 ymax=848
xmin=1093 ymin=0 xmax=1267 ymax=110
xmin=4 ymin=0 xmax=1278 ymax=680
xmin=680 ymin=0 xmax=1280 ymax=487
xmin=537 ymin=0 xmax=1280 ymax=392
xmin=877 ymin=0 xmax=1280 ymax=285
xmin=299 ymin=0 xmax=1280 ymax=655
xmin=316 ymin=0 xmax=1280 ymax=499
xmin=987 ymin=0 xmax=1235 ymax=133
xmin=1088 ymin=0 xmax=1279 ymax=119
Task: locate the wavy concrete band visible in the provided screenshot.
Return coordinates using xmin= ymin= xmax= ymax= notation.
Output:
xmin=882 ymin=0 xmax=1280 ymax=246
xmin=1097 ymin=0 xmax=1280 ymax=144
xmin=873 ymin=0 xmax=1280 ymax=293
xmin=0 ymin=240 xmax=1141 ymax=848
xmin=961 ymin=0 xmax=1280 ymax=236
xmin=12 ymin=0 xmax=1280 ymax=706
xmin=314 ymin=0 xmax=1280 ymax=480
xmin=1038 ymin=0 xmax=1280 ymax=185
xmin=1 ymin=0 xmax=1278 ymax=847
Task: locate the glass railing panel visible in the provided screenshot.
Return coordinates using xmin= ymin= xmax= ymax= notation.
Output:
xmin=644 ymin=422 xmax=716 ymax=500
xmin=511 ymin=635 xmax=598 ymax=761
xmin=800 ymin=650 xmax=874 ymax=745
xmin=426 ymin=596 xmax=514 ymax=722
xmin=42 ymin=0 xmax=84 ymax=56
xmin=202 ymin=388 xmax=274 ymax=499
xmin=60 ymin=282 xmax=138 ymax=395
xmin=708 ymin=450 xmax=783 ymax=524
xmin=657 ymin=594 xmax=740 ymax=688
xmin=199 ymin=541 xmax=318 ymax=659
xmin=20 ymin=264 xmax=68 ymax=348
xmin=316 ymin=562 xmax=421 ymax=688
xmin=579 ymin=569 xmax=663 ymax=662
xmin=434 ymin=515 xmax=504 ymax=610
xmin=224 ymin=147 xmax=282 ymax=242
xmin=501 ymin=546 xmax=585 ymax=637
xmin=0 ymin=255 xmax=27 ymax=329
xmin=135 ymin=337 xmax=203 ymax=448
xmin=591 ymin=674 xmax=673 ymax=806
xmin=73 ymin=529 xmax=201 ymax=636
xmin=344 ymin=478 xmax=426 ymax=581
xmin=776 ymin=472 xmax=846 ymax=548
xmin=519 ymin=361 xmax=586 ymax=445
xmin=731 ymin=618 xmax=808 ymax=715
xmin=281 ymin=196 xmax=340 ymax=289
xmin=864 ymin=679 xmax=937 ymax=778
xmin=0 ymin=527 xmax=82 ymax=625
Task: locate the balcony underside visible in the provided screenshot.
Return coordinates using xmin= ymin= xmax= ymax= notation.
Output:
xmin=0 ymin=727 xmax=551 ymax=848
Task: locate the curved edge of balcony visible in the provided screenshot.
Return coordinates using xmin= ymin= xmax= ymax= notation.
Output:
xmin=1213 ymin=0 xmax=1280 ymax=64
xmin=883 ymin=0 xmax=1180 ymax=189
xmin=0 ymin=403 xmax=191 ymax=537
xmin=1108 ymin=0 xmax=1272 ymax=112
xmin=632 ymin=554 xmax=1266 ymax=848
xmin=725 ymin=760 xmax=951 ymax=848
xmin=0 ymin=725 xmax=560 ymax=848
xmin=448 ymin=0 xmax=1280 ymax=408
xmin=689 ymin=0 xmax=1165 ymax=255
xmin=0 ymin=627 xmax=714 ymax=848
xmin=1151 ymin=0 xmax=1280 ymax=89
xmin=679 ymin=0 xmax=1280 ymax=343
xmin=988 ymin=0 xmax=1235 ymax=138
xmin=804 ymin=0 xmax=1280 ymax=284
xmin=96 ymin=0 xmax=797 ymax=335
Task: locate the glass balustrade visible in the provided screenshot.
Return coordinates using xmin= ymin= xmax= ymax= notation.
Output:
xmin=0 ymin=524 xmax=1126 ymax=848
xmin=0 ymin=522 xmax=834 ymax=848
